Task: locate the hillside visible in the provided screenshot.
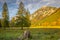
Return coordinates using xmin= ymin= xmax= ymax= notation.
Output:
xmin=39 ymin=8 xmax=60 ymax=26
xmin=31 ymin=6 xmax=57 ymax=22
xmin=32 ymin=8 xmax=60 ymax=26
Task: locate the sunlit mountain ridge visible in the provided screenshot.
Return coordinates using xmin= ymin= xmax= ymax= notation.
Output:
xmin=31 ymin=6 xmax=60 ymax=27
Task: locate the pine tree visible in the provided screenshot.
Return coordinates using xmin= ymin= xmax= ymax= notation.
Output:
xmin=26 ymin=9 xmax=30 ymax=20
xmin=16 ymin=2 xmax=31 ymax=29
xmin=17 ymin=2 xmax=26 ymax=29
xmin=25 ymin=9 xmax=31 ymax=27
xmin=1 ymin=2 xmax=9 ymax=27
xmin=17 ymin=2 xmax=26 ymax=16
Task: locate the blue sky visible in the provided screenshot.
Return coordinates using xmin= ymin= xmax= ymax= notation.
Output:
xmin=0 ymin=0 xmax=60 ymax=20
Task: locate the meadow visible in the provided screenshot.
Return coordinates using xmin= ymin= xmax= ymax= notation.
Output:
xmin=0 ymin=28 xmax=60 ymax=40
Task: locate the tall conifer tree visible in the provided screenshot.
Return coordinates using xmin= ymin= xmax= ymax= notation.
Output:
xmin=1 ymin=2 xmax=9 ymax=27
xmin=16 ymin=2 xmax=31 ymax=29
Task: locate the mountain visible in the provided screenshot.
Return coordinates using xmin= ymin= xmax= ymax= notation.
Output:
xmin=31 ymin=6 xmax=57 ymax=21
xmin=31 ymin=6 xmax=60 ymax=26
xmin=38 ymin=8 xmax=60 ymax=26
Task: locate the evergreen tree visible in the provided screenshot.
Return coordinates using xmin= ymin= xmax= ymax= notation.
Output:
xmin=25 ymin=9 xmax=31 ymax=27
xmin=26 ymin=9 xmax=31 ymax=19
xmin=16 ymin=2 xmax=31 ymax=29
xmin=17 ymin=2 xmax=26 ymax=29
xmin=1 ymin=2 xmax=9 ymax=27
xmin=17 ymin=2 xmax=26 ymax=15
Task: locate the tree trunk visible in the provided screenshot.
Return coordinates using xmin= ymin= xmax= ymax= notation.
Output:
xmin=21 ymin=27 xmax=23 ymax=30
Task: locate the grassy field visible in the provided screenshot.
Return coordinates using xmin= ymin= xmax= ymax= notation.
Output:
xmin=0 ymin=28 xmax=60 ymax=40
